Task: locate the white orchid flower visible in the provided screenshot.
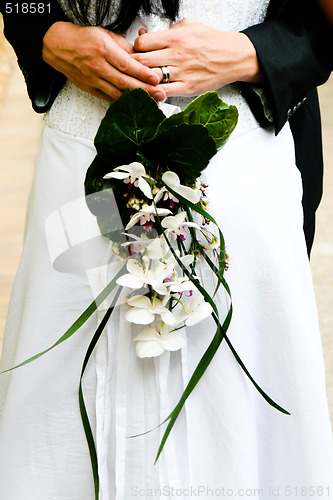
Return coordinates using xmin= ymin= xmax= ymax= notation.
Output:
xmin=167 ymin=295 xmax=213 ymax=329
xmin=153 ymin=185 xmax=179 ymax=208
xmin=134 ymin=323 xmax=186 ymax=358
xmin=125 ymin=294 xmax=176 ymax=325
xmin=179 ymin=254 xmax=195 ymax=269
xmin=121 ymin=231 xmax=156 ymax=252
xmin=144 ymin=234 xmax=182 ymax=263
xmin=120 ymin=232 xmax=151 ymax=255
xmin=162 ymin=171 xmax=202 ymax=204
xmin=116 ymin=258 xmax=174 ymax=295
xmin=183 ymin=296 xmax=213 ymax=326
xmin=161 ymin=211 xmax=199 ymax=241
xmin=120 ymin=233 xmax=171 ymax=261
xmin=163 ymin=190 xmax=179 ymax=208
xmin=153 ymin=186 xmax=167 ymax=204
xmin=125 ymin=204 xmax=172 ymax=230
xmin=166 ymin=277 xmax=198 ymax=293
xmin=146 ymin=236 xmax=168 ymax=260
xmin=103 ymin=162 xmax=153 ymax=199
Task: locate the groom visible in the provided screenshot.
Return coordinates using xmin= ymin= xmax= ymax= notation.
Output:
xmin=242 ymin=0 xmax=333 ymax=255
xmin=1 ymin=0 xmax=332 ymax=254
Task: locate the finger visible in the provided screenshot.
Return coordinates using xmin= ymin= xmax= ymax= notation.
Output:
xmin=134 ymin=19 xmax=196 ymax=52
xmin=98 ymin=66 xmax=166 ymax=101
xmin=85 ymin=72 xmax=166 ymax=102
xmin=73 ymin=50 xmax=162 ymax=99
xmin=119 ymin=74 xmax=166 ymax=100
xmin=155 ymin=82 xmax=188 ymax=98
xmin=91 ymin=78 xmax=123 ymax=100
xmin=67 ymin=77 xmax=118 ymax=101
xmin=152 ymin=67 xmax=164 ymax=83
xmin=104 ymin=39 xmax=160 ymax=85
xmin=89 ymin=88 xmax=116 ymax=101
xmin=151 ymin=66 xmax=180 ymax=84
xmin=131 ymin=48 xmax=176 ymax=69
xmin=138 ymin=28 xmax=147 ymax=36
xmin=106 ymin=30 xmax=134 ymax=54
xmin=134 ymin=31 xmax=171 ymax=52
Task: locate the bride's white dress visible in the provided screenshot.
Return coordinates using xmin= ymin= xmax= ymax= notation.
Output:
xmin=1 ymin=1 xmax=333 ymax=499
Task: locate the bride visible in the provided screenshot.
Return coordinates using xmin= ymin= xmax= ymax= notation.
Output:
xmin=0 ymin=0 xmax=333 ymax=499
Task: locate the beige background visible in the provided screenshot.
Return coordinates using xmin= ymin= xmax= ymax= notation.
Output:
xmin=0 ymin=28 xmax=332 ymax=421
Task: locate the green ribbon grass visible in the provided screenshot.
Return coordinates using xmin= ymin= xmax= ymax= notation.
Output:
xmin=0 ymin=265 xmax=125 ymax=374
xmin=153 ymin=181 xmax=290 ymax=461
xmin=0 ymin=265 xmax=126 ymax=500
xmin=79 ymin=286 xmax=122 ymax=500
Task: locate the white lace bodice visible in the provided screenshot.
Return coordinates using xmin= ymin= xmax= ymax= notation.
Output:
xmin=45 ymin=0 xmax=270 ymax=139
xmin=178 ymin=0 xmax=269 ymax=31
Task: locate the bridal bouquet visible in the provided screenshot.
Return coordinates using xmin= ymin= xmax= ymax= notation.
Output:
xmin=83 ymin=89 xmax=288 ymax=496
xmin=84 ymin=88 xmax=237 ymax=360
xmin=3 ymin=88 xmax=289 ymax=500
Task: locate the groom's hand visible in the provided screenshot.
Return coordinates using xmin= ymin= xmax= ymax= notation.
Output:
xmin=42 ymin=22 xmax=166 ymax=101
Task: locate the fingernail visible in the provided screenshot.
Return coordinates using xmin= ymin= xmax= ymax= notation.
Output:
xmin=153 ymin=91 xmax=165 ymax=101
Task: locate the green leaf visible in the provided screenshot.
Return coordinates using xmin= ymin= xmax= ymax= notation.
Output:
xmin=86 ymin=90 xmax=237 ymax=239
xmin=151 ymin=182 xmax=290 ymax=462
xmin=0 ymin=267 xmax=125 ymax=374
xmin=139 ymin=123 xmax=216 ymax=183
xmin=94 ymin=88 xmax=165 ymax=164
xmin=84 ymin=155 xmax=130 ymax=241
xmin=157 ymin=92 xmax=238 ymax=149
xmin=85 ymin=154 xmax=114 ymax=199
xmin=79 ymin=286 xmax=121 ymax=500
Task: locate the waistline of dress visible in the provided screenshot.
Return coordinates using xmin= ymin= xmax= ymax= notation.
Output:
xmin=43 ymin=80 xmax=262 ymax=141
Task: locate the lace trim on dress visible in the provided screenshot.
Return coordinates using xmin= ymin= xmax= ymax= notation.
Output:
xmin=44 ymin=81 xmax=110 ymax=140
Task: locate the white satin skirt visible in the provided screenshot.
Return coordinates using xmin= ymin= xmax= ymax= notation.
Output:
xmin=0 ymin=109 xmax=332 ymax=500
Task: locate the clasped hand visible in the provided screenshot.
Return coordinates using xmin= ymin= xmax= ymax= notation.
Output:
xmin=42 ymin=19 xmax=262 ymax=102
xmin=42 ymin=22 xmax=165 ymax=102
xmin=133 ymin=19 xmax=262 ymax=98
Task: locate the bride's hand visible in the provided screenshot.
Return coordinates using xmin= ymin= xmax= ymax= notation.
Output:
xmin=133 ymin=19 xmax=264 ymax=98
xmin=42 ymin=22 xmax=166 ymax=102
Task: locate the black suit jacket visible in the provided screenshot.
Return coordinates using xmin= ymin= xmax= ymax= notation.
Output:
xmin=1 ymin=0 xmax=333 ymax=252
xmin=0 ymin=0 xmax=67 ymax=110
xmin=243 ymin=0 xmax=332 ymax=132
xmin=243 ymin=0 xmax=333 ymax=253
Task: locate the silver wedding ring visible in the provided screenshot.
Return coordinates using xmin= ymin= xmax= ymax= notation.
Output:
xmin=160 ymin=66 xmax=170 ymax=83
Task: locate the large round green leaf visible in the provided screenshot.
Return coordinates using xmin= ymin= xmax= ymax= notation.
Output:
xmin=157 ymin=92 xmax=238 ymax=149
xmin=85 ymin=155 xmax=130 ymax=241
xmin=139 ymin=123 xmax=217 ymax=183
xmin=94 ymin=88 xmax=165 ymax=164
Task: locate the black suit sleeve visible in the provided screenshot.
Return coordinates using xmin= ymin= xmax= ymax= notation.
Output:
xmin=0 ymin=0 xmax=68 ymax=112
xmin=241 ymin=0 xmax=333 ymax=133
